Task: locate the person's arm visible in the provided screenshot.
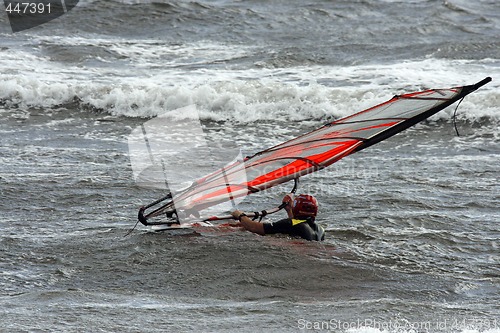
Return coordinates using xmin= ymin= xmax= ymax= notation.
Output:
xmin=232 ymin=210 xmax=265 ymax=235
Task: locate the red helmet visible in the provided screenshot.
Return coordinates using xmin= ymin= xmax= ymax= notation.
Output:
xmin=292 ymin=194 xmax=318 ymax=218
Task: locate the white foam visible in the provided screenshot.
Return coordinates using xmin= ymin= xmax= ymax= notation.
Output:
xmin=0 ymin=37 xmax=497 ymax=123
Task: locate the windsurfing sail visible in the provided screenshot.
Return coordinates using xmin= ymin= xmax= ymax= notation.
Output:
xmin=138 ymin=77 xmax=491 ymax=225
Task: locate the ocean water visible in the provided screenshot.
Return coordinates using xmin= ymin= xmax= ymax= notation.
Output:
xmin=0 ymin=1 xmax=499 ymax=332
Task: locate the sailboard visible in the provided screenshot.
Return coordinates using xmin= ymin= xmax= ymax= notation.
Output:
xmin=138 ymin=77 xmax=491 ymax=227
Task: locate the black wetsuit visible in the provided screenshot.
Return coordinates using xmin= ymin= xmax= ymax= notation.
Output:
xmin=262 ymin=217 xmax=325 ymax=241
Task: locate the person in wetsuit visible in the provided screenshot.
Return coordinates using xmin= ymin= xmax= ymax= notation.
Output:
xmin=231 ymin=194 xmax=325 ymax=241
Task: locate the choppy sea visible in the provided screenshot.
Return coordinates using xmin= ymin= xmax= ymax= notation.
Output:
xmin=0 ymin=1 xmax=499 ymax=332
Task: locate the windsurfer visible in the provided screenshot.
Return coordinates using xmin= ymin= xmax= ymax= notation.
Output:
xmin=232 ymin=194 xmax=325 ymax=241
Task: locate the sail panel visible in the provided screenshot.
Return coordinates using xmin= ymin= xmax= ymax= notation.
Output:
xmin=142 ymin=78 xmax=491 ymax=221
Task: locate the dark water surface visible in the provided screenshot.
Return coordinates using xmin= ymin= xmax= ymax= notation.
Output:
xmin=1 ymin=0 xmax=499 ymax=332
